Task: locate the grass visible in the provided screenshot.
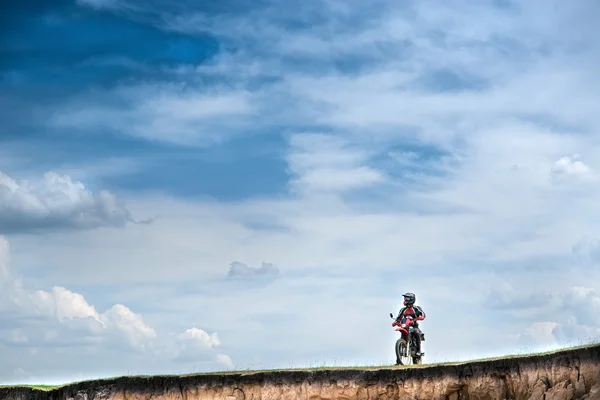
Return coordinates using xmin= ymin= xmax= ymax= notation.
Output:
xmin=0 ymin=384 xmax=60 ymax=391
xmin=2 ymin=339 xmax=598 ymax=392
xmin=190 ymin=338 xmax=600 ymax=375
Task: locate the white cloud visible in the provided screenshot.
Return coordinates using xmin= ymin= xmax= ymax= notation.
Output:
xmin=496 ymin=284 xmax=600 ymax=350
xmin=154 ymin=0 xmax=600 ymax=140
xmin=286 ymin=133 xmax=385 ymax=194
xmin=99 ymin=305 xmax=157 ymax=351
xmin=157 ymin=328 xmax=226 ymax=364
xmin=0 ymin=235 xmax=231 ymax=381
xmin=523 ymin=322 xmax=559 ymax=343
xmin=227 ymin=261 xmax=280 ymax=279
xmin=5 ymin=0 xmax=600 ymax=383
xmin=49 ymin=84 xmax=256 ymax=147
xmin=31 ymin=287 xmax=103 ymax=323
xmin=0 ymin=170 xmax=145 ymax=233
xmin=177 ymin=328 xmax=221 ymax=348
xmin=562 ymin=286 xmax=600 ymax=327
xmin=216 ymin=353 xmax=233 ymax=368
xmin=550 ymin=155 xmax=596 ymax=183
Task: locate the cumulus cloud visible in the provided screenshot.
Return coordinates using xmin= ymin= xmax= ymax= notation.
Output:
xmin=499 ymin=285 xmax=600 ymax=349
xmin=2 ymin=279 xmax=155 ymax=352
xmin=216 ymin=353 xmax=233 ymax=368
xmin=227 ymin=261 xmax=280 ymax=279
xmin=550 ymin=155 xmax=596 ymax=183
xmin=168 ymin=328 xmax=224 ymax=362
xmin=0 ymin=236 xmax=231 ymax=376
xmin=30 ymin=287 xmax=103 ymax=323
xmin=0 ymin=170 xmax=149 ymax=233
xmin=99 ymin=304 xmax=158 ymax=351
xmin=177 ymin=327 xmax=221 ymax=347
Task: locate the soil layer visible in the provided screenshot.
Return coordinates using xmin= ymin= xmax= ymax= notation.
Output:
xmin=1 ymin=343 xmax=599 ymax=399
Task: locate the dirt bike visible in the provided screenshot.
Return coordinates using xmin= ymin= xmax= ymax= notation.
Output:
xmin=389 ymin=312 xmax=424 ymax=365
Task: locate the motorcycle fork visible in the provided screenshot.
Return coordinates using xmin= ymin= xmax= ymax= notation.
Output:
xmin=404 ymin=332 xmax=411 ymax=356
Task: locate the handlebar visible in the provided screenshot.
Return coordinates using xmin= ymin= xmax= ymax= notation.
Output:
xmin=390 ymin=312 xmax=416 ymax=330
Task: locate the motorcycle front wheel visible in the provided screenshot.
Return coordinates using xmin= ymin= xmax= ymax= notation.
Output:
xmin=395 ymin=338 xmax=410 ymax=365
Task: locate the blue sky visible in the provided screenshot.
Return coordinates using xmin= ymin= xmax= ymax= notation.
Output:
xmin=2 ymin=0 xmax=600 ymax=385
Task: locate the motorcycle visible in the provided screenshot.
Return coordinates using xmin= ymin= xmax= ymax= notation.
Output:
xmin=389 ymin=312 xmax=424 ymax=365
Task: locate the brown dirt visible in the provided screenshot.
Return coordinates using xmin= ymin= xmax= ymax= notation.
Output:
xmin=1 ymin=343 xmax=599 ymax=399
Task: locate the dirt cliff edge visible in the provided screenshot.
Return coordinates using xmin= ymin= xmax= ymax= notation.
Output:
xmin=2 ymin=343 xmax=599 ymax=400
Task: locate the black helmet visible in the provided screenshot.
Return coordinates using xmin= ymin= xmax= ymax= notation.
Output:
xmin=403 ymin=292 xmax=416 ymax=306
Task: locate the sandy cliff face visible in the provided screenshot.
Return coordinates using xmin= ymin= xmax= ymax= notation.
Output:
xmin=1 ymin=344 xmax=599 ymax=400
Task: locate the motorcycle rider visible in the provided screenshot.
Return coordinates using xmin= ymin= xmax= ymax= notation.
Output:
xmin=393 ymin=292 xmax=426 ymax=362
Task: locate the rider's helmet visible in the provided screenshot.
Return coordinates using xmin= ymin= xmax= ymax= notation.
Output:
xmin=403 ymin=292 xmax=416 ymax=306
